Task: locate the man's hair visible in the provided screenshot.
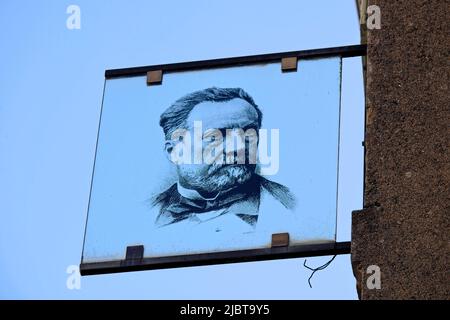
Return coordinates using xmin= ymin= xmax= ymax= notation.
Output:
xmin=159 ymin=87 xmax=262 ymax=139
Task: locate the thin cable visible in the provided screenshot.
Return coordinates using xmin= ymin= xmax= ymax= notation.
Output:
xmin=303 ymin=255 xmax=337 ymax=288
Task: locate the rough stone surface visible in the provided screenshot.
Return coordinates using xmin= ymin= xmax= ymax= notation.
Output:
xmin=352 ymin=0 xmax=449 ymax=299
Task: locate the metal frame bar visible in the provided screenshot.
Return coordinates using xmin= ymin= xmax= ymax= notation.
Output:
xmin=81 ymin=44 xmax=366 ymax=276
xmin=80 ymin=241 xmax=351 ymax=276
xmin=104 ymin=44 xmax=366 ymax=79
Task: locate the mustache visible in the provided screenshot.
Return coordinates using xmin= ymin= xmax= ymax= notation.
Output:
xmin=207 ymin=163 xmax=254 ymax=176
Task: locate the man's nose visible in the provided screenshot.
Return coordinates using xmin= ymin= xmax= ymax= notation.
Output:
xmin=223 ymin=133 xmax=246 ymax=164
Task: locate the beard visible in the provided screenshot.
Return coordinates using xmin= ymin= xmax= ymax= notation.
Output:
xmin=208 ymin=164 xmax=254 ymax=189
xmin=180 ymin=164 xmax=255 ymax=194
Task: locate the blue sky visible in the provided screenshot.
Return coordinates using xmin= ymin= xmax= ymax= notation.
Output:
xmin=0 ymin=0 xmax=364 ymax=299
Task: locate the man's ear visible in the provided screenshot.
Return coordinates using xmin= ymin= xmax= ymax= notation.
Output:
xmin=164 ymin=140 xmax=176 ymax=162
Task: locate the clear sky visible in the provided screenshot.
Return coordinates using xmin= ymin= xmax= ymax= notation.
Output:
xmin=0 ymin=0 xmax=364 ymax=299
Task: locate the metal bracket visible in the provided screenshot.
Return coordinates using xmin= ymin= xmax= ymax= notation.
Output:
xmin=105 ymin=45 xmax=366 ymax=79
xmin=80 ymin=241 xmax=351 ymax=276
xmin=271 ymin=233 xmax=290 ymax=248
xmin=147 ymin=70 xmax=163 ymax=85
xmin=281 ymin=57 xmax=297 ymax=72
xmin=121 ymin=245 xmax=144 ymax=267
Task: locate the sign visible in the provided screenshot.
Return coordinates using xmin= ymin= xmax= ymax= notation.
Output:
xmin=80 ymin=46 xmax=364 ymax=275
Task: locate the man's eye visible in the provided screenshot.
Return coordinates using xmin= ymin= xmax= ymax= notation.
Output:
xmin=204 ymin=135 xmax=215 ymax=142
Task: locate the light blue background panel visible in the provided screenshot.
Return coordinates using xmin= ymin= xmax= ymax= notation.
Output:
xmin=83 ymin=57 xmax=342 ymax=263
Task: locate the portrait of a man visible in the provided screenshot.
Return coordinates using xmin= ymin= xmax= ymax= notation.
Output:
xmin=151 ymin=87 xmax=296 ymax=234
xmin=82 ymin=57 xmax=342 ymax=263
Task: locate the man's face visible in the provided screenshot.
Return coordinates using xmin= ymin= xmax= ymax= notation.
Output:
xmin=168 ymin=98 xmax=259 ymax=194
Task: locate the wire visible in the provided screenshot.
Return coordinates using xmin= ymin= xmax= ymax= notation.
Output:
xmin=303 ymin=255 xmax=337 ymax=288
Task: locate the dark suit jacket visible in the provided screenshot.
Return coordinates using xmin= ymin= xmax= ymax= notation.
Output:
xmin=152 ymin=174 xmax=296 ymax=228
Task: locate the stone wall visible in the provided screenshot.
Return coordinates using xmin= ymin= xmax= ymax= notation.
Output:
xmin=351 ymin=0 xmax=449 ymax=299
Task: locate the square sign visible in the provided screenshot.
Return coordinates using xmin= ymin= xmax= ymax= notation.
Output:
xmin=80 ymin=46 xmax=358 ymax=275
